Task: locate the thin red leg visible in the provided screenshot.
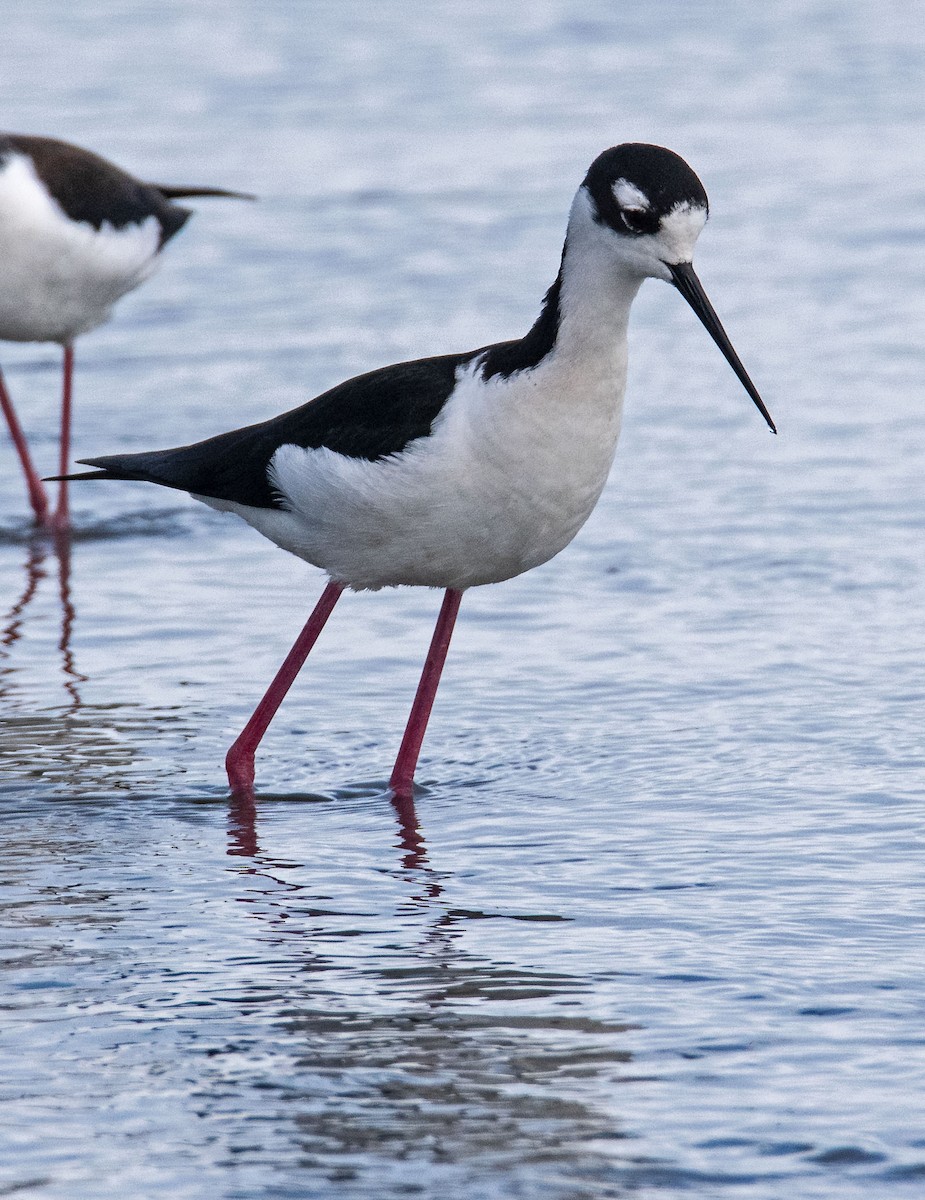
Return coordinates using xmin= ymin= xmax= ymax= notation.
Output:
xmin=389 ymin=588 xmax=462 ymax=797
xmin=0 ymin=365 xmax=50 ymax=525
xmin=52 ymin=343 xmax=74 ymax=531
xmin=225 ymin=580 xmax=345 ymax=794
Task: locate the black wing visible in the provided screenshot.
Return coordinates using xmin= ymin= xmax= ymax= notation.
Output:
xmin=2 ymin=133 xmax=191 ymax=246
xmin=74 ymin=352 xmax=476 ymax=509
xmin=2 ymin=134 xmax=251 ymax=247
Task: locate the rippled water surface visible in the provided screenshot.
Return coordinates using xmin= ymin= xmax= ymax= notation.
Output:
xmin=1 ymin=2 xmax=923 ymax=1197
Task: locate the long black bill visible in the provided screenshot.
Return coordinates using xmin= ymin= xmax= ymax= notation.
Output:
xmin=668 ymin=261 xmax=776 ymax=434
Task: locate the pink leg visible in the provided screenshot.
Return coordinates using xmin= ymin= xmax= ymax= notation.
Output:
xmin=0 ymin=365 xmax=50 ymax=525
xmin=52 ymin=343 xmax=74 ymax=531
xmin=225 ymin=580 xmax=345 ymax=794
xmin=389 ymin=588 xmax=462 ymax=797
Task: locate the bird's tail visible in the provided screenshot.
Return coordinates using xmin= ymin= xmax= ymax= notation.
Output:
xmin=151 ymin=184 xmax=256 ymax=201
xmin=45 ymin=430 xmax=274 ymax=506
xmin=45 ymin=451 xmax=196 ymax=492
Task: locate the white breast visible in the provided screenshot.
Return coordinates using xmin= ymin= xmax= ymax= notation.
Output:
xmin=0 ymin=152 xmax=162 ymax=343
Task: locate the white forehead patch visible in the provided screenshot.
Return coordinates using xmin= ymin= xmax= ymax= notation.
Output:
xmin=612 ymin=179 xmax=650 ymax=210
xmin=658 ymin=203 xmax=709 ymax=261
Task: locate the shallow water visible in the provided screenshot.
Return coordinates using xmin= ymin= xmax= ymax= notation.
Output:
xmin=1 ymin=2 xmax=924 ymax=1197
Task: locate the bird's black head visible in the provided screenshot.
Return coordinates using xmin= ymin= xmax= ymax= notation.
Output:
xmin=575 ymin=143 xmax=775 ymax=434
xmin=582 ymin=143 xmax=709 ymax=237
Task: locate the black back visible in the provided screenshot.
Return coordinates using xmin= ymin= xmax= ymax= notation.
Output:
xmin=1 ymin=134 xmax=250 ymax=249
xmin=80 ymin=352 xmax=480 ymax=508
xmin=0 ymin=134 xmax=192 ymax=247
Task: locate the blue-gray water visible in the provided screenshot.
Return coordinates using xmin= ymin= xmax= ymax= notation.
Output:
xmin=1 ymin=3 xmax=923 ymax=1197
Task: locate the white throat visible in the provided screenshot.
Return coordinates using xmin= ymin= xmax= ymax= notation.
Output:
xmin=546 ymin=187 xmax=644 ymax=390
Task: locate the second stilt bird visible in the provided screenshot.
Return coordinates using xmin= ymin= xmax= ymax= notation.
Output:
xmin=0 ymin=133 xmax=251 ymax=530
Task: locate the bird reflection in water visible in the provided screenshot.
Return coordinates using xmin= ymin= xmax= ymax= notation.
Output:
xmin=0 ymin=530 xmax=86 ymax=708
xmin=228 ymin=783 xmax=435 ymax=883
xmin=227 ymin=787 xmax=259 ymax=857
xmin=389 ymin=787 xmax=429 ymax=872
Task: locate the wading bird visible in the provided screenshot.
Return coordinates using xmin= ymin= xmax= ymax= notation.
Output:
xmin=61 ymin=143 xmax=775 ymax=796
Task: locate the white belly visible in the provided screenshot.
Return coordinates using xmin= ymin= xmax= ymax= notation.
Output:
xmin=0 ymin=152 xmax=161 ymax=343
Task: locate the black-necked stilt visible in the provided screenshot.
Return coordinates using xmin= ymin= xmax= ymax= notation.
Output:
xmin=61 ymin=143 xmax=775 ymax=796
xmin=0 ymin=133 xmax=251 ymax=530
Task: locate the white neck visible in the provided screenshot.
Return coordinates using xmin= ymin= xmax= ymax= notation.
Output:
xmin=555 ymin=187 xmax=644 ymax=374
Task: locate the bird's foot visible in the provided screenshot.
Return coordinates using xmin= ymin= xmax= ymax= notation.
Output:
xmin=225 ymin=745 xmax=256 ymax=796
xmin=388 ymin=771 xmax=416 ymax=802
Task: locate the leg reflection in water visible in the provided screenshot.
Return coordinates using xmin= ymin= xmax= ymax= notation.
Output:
xmin=227 ymin=785 xmax=438 ymax=898
xmin=0 ymin=530 xmax=86 ymax=709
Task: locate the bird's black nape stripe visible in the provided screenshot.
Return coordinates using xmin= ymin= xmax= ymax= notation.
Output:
xmin=479 ymin=262 xmax=563 ymax=381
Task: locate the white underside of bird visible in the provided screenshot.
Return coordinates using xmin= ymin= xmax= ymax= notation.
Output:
xmin=0 ymin=151 xmax=161 ymax=343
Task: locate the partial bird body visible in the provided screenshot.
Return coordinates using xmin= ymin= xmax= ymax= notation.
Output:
xmin=0 ymin=133 xmax=249 ymax=528
xmin=0 ymin=139 xmax=166 ymax=343
xmin=63 ymin=143 xmax=775 ymax=794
